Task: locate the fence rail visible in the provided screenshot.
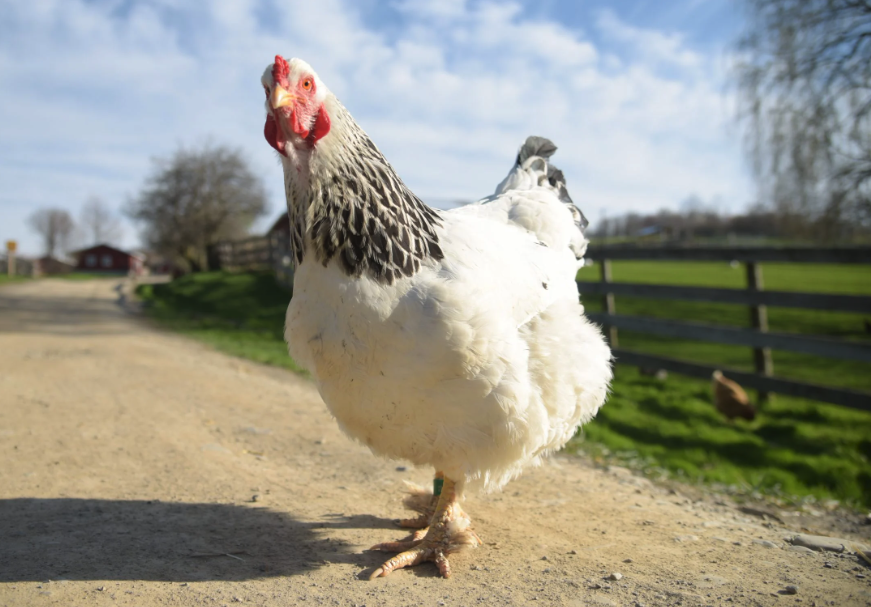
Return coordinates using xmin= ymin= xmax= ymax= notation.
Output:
xmin=585 ymin=245 xmax=871 ymax=264
xmin=211 ymin=235 xmax=294 ymax=288
xmin=576 ymin=281 xmax=871 ymax=313
xmin=1 ymin=256 xmax=35 ymax=277
xmin=581 ymin=245 xmax=871 ymax=410
xmin=584 ymin=311 xmax=871 ymax=363
xmin=612 ymin=349 xmax=871 ymax=412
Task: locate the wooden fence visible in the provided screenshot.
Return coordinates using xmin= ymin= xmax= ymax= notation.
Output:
xmin=1 ymin=255 xmax=35 ymax=277
xmin=211 ymin=235 xmax=294 ymax=288
xmin=579 ymin=246 xmax=871 ymax=412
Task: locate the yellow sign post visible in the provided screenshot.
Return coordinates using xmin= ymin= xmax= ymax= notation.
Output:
xmin=6 ymin=240 xmax=16 ymax=276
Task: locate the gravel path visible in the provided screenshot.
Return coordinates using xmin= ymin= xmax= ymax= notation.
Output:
xmin=1 ymin=278 xmax=870 ymax=606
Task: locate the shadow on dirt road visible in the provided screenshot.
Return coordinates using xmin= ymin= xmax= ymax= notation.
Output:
xmin=0 ymin=497 xmax=393 ymax=582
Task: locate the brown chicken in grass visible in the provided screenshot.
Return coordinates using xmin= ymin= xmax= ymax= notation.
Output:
xmin=712 ymin=370 xmax=756 ymax=421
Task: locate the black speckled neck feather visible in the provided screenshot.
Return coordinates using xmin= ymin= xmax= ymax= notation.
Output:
xmin=285 ymin=101 xmax=443 ymax=284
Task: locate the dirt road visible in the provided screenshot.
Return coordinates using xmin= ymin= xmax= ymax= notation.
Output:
xmin=1 ymin=278 xmax=869 ymax=607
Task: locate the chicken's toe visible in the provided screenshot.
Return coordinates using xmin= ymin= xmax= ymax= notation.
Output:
xmin=370 ymin=476 xmax=480 ymax=579
xmin=370 ymin=539 xmax=452 ymax=579
xmin=370 ymin=528 xmax=428 ymax=552
xmin=369 ymin=526 xmax=481 ymax=579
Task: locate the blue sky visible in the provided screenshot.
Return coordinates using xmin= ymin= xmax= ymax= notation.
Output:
xmin=0 ymin=0 xmax=750 ymax=256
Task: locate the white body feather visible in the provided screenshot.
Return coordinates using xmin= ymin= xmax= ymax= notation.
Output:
xmin=285 ymin=154 xmax=612 ymax=492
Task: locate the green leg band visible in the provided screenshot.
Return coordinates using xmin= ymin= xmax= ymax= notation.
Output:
xmin=433 ymin=477 xmax=444 ymax=496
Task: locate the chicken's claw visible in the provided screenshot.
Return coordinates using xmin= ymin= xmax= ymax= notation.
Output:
xmin=397 ymin=512 xmax=432 ymax=529
xmin=369 ymin=539 xmax=455 ymax=579
xmin=369 ymin=477 xmax=480 ymax=579
xmin=370 ymin=528 xmax=428 ymax=551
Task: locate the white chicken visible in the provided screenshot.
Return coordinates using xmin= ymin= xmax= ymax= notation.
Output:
xmin=261 ymin=56 xmax=612 ymax=578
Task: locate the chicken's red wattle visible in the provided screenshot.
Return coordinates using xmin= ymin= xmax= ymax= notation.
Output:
xmin=264 ymin=114 xmax=286 ymax=156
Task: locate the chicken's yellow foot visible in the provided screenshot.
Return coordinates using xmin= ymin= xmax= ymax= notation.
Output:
xmin=370 ymin=476 xmax=481 ymax=579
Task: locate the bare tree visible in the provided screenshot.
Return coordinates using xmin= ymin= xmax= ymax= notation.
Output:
xmin=27 ymin=208 xmax=75 ymax=257
xmin=126 ymin=143 xmax=269 ymax=272
xmin=734 ymin=0 xmax=871 ymax=241
xmin=79 ymin=196 xmax=122 ymax=246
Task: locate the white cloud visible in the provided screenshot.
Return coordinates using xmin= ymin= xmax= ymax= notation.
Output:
xmin=0 ymin=0 xmax=751 ymax=256
xmin=394 ymin=0 xmax=469 ymax=20
xmin=596 ymin=8 xmax=703 ymax=70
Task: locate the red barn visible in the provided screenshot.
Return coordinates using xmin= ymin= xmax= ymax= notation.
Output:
xmin=74 ymin=244 xmax=144 ymax=274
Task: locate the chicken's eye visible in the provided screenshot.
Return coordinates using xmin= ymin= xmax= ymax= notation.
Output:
xmin=302 ymin=78 xmax=313 ymax=91
xmin=264 ymin=87 xmax=269 ymax=98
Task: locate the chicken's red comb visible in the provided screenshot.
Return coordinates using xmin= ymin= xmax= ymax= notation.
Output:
xmin=272 ymin=55 xmax=290 ymax=84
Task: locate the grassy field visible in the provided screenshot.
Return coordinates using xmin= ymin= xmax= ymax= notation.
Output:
xmin=578 ymin=262 xmax=871 ymax=392
xmin=1 ymin=272 xmax=127 ymax=285
xmin=55 ymin=271 xmax=129 ymax=280
xmin=0 ymin=275 xmax=30 ymax=286
xmin=136 ymin=272 xmax=305 ymax=374
xmin=575 ymin=260 xmax=871 ymax=506
xmin=138 ymin=264 xmax=871 ymax=508
xmin=571 ymin=366 xmax=871 ymax=507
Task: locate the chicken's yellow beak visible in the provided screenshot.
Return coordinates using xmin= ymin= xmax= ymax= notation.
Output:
xmin=270 ymin=85 xmax=295 ymax=109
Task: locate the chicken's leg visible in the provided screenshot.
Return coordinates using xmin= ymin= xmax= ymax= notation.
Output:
xmin=370 ymin=476 xmax=481 ymax=578
xmin=397 ymin=471 xmax=442 ymax=529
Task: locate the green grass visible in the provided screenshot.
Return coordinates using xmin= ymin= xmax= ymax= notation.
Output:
xmin=579 ymin=260 xmax=871 ymax=294
xmin=1 ymin=273 xmax=122 ymax=286
xmin=56 ymin=271 xmax=128 ymax=280
xmin=138 ymin=265 xmax=871 ymax=508
xmin=575 ymin=260 xmax=871 ymax=506
xmin=578 ymin=261 xmax=871 ymax=391
xmin=0 ymin=274 xmax=31 ymax=286
xmin=136 ymin=271 xmax=305 ymax=374
xmin=572 ymin=366 xmax=871 ymax=508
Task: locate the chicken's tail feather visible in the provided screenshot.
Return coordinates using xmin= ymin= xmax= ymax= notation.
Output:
xmin=516 ymin=136 xmax=558 ymax=165
xmin=516 ymin=136 xmax=588 ymax=231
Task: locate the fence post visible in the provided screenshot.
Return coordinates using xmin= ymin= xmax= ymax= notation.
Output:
xmin=600 ymin=259 xmax=619 ymax=347
xmin=267 ymin=234 xmax=276 ymax=269
xmin=746 ymin=261 xmax=773 ymax=402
